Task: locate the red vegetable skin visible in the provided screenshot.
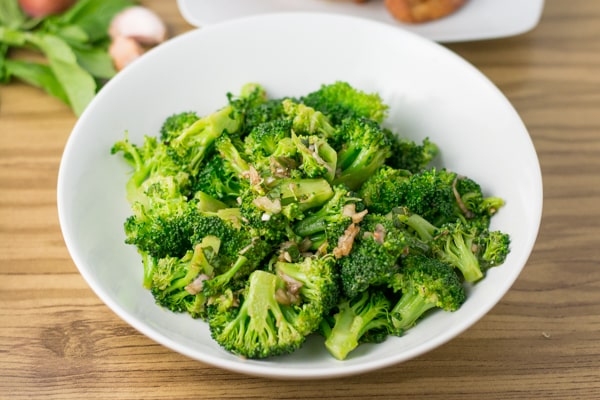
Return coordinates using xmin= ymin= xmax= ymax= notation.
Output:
xmin=18 ymin=0 xmax=77 ymax=18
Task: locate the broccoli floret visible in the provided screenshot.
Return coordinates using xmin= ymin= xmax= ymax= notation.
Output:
xmin=358 ymin=165 xmax=412 ymax=214
xmin=394 ymin=167 xmax=456 ymax=226
xmin=111 ymin=134 xmax=189 ymax=204
xmin=475 ymin=229 xmax=511 ymax=271
xmin=150 ymin=236 xmax=221 ymax=319
xmin=385 ymin=135 xmax=439 ymax=174
xmin=226 ymin=82 xmax=272 ymax=136
xmin=430 ymin=221 xmax=485 ymax=283
xmin=244 ymin=177 xmax=335 ymax=222
xmin=393 ymin=206 xmax=438 ymax=242
xmin=389 ymin=254 xmax=465 ymax=333
xmin=397 ymin=168 xmax=506 ymax=228
xmin=193 ymin=153 xmax=244 ymax=203
xmin=273 ymin=254 xmax=340 ymax=335
xmin=338 ymin=214 xmax=426 ymax=299
xmin=301 ymin=81 xmax=389 ymax=125
xmin=394 ymin=207 xmax=509 ymax=283
xmin=290 ymin=132 xmax=337 ymax=181
xmin=160 ymin=111 xmax=200 ymax=143
xmin=332 ymin=117 xmax=392 ymax=190
xmin=123 ymin=190 xmax=199 ymax=259
xmin=166 ymin=105 xmax=240 ymax=176
xmin=208 ymin=270 xmax=306 ymax=359
xmin=452 ymin=174 xmax=505 ymax=229
xmin=321 ymin=291 xmax=391 ymax=360
xmin=243 ymin=119 xmax=293 ymax=158
xmin=282 ymin=98 xmax=336 ymax=138
xmin=182 ymin=212 xmax=273 ymax=298
xmin=293 ymin=185 xmax=363 ymax=251
xmin=242 ymin=98 xmax=288 ymax=135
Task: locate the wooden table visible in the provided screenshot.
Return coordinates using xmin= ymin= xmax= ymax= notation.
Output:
xmin=2 ymin=1 xmax=599 ymax=398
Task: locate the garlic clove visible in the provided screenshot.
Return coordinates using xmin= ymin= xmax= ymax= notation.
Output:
xmin=108 ymin=36 xmax=145 ymax=71
xmin=109 ymin=6 xmax=167 ymax=46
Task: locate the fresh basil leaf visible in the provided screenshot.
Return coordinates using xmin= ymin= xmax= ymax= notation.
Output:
xmin=4 ymin=58 xmax=69 ymax=103
xmin=73 ymin=46 xmax=116 ymax=79
xmin=0 ymin=25 xmax=27 ymax=46
xmin=0 ymin=0 xmax=25 ymax=29
xmin=54 ymin=24 xmax=89 ymax=44
xmin=29 ymin=33 xmax=96 ymax=116
xmin=54 ymin=0 xmax=134 ymax=42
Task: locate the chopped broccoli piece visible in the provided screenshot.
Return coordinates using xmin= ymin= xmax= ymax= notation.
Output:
xmin=160 ymin=111 xmax=200 ymax=143
xmin=332 ymin=117 xmax=392 ymax=190
xmin=282 ymin=98 xmax=336 ymax=138
xmin=243 ymin=119 xmax=293 ymax=158
xmin=208 ymin=270 xmax=306 ymax=359
xmin=475 ymin=229 xmax=511 ymax=271
xmin=293 ymin=185 xmax=363 ymax=251
xmin=301 ymin=81 xmax=389 ymax=125
xmin=273 ymin=254 xmax=340 ymax=335
xmin=385 ymin=135 xmax=439 ymax=174
xmin=150 ymin=236 xmax=221 ymax=319
xmin=338 ymin=214 xmax=427 ymax=299
xmin=389 ymin=254 xmax=465 ymax=333
xmin=321 ymin=291 xmax=391 ymax=360
xmin=358 ymin=165 xmax=412 ymax=214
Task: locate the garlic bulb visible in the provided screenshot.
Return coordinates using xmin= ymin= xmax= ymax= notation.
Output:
xmin=109 ymin=6 xmax=167 ymax=46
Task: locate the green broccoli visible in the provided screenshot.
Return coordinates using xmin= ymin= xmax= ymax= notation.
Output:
xmin=166 ymin=105 xmax=240 ymax=176
xmin=273 ymin=254 xmax=340 ymax=335
xmin=282 ymin=98 xmax=336 ymax=138
xmin=193 ymin=153 xmax=244 ymax=204
xmin=321 ymin=290 xmax=391 ymax=360
xmin=241 ymin=177 xmax=335 ymax=222
xmin=474 ymin=229 xmax=511 ymax=271
xmin=159 ymin=111 xmax=200 ymax=143
xmin=338 ymin=214 xmax=427 ymax=299
xmin=150 ymin=235 xmax=222 ymax=319
xmin=358 ymin=165 xmax=412 ymax=214
xmin=292 ymin=185 xmax=363 ymax=251
xmin=208 ymin=269 xmax=306 ymax=359
xmin=114 ymin=81 xmax=511 ymax=361
xmin=291 ymin=132 xmax=337 ymax=181
xmin=385 ymin=135 xmax=439 ymax=174
xmin=300 ymin=81 xmax=389 ymax=125
xmin=394 ymin=208 xmax=496 ymax=283
xmin=111 ymin=134 xmax=189 ymax=205
xmin=389 ymin=254 xmax=465 ymax=333
xmin=332 ymin=117 xmax=392 ymax=190
xmin=243 ymin=119 xmax=293 ymax=158
xmin=396 ymin=168 xmax=506 ymax=228
xmin=394 ymin=167 xmax=457 ymax=226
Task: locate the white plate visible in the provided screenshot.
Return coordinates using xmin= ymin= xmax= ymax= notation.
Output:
xmin=57 ymin=13 xmax=542 ymax=379
xmin=177 ymin=0 xmax=545 ymax=42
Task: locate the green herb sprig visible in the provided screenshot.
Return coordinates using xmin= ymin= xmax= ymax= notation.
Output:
xmin=0 ymin=0 xmax=135 ymax=116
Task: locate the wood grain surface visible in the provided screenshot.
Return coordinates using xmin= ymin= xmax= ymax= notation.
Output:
xmin=1 ymin=1 xmax=599 ymax=399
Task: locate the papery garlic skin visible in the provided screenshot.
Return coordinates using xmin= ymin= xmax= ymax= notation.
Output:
xmin=109 ymin=6 xmax=167 ymax=46
xmin=108 ymin=36 xmax=145 ymax=71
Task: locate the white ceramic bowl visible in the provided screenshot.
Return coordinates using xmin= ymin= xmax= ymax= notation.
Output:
xmin=57 ymin=13 xmax=542 ymax=379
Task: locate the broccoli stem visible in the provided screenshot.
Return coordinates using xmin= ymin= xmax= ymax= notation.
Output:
xmin=203 ymin=255 xmax=249 ymax=297
xmin=390 ymin=287 xmax=436 ymax=332
xmin=440 ymin=233 xmax=483 ymax=282
xmin=324 ymin=292 xmax=390 ymax=360
xmin=396 ymin=210 xmax=436 ymax=242
xmin=141 ymin=251 xmax=156 ymax=289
